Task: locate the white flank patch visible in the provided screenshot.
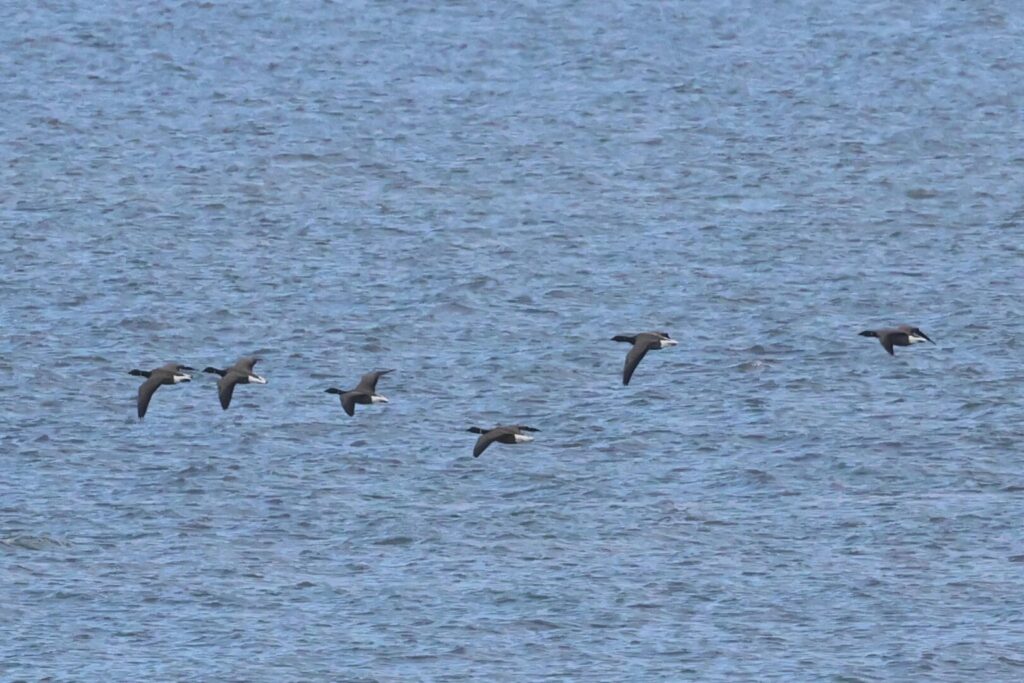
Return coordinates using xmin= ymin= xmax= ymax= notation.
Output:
xmin=660 ymin=339 xmax=679 ymax=348
xmin=173 ymin=373 xmax=192 ymax=383
xmin=250 ymin=374 xmax=268 ymax=384
xmin=513 ymin=434 xmax=534 ymax=443
xmin=908 ymin=335 xmax=927 ymax=344
xmin=371 ymin=395 xmax=389 ymax=403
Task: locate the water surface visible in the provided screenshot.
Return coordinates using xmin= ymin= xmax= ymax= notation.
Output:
xmin=3 ymin=1 xmax=1024 ymax=680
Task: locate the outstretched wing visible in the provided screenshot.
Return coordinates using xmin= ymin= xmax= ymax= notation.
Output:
xmin=622 ymin=342 xmax=650 ymax=385
xmin=137 ymin=375 xmax=163 ymax=419
xmin=355 ymin=369 xmax=394 ymax=394
xmin=217 ymin=373 xmax=242 ymax=410
xmin=880 ymin=335 xmax=895 ymax=356
xmin=340 ymin=392 xmax=358 ymax=416
xmin=473 ymin=430 xmax=502 ymax=457
xmin=232 ymin=357 xmax=259 ymax=373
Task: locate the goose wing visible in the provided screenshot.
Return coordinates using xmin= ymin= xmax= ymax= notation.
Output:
xmin=879 ymin=334 xmax=895 ymax=356
xmin=473 ymin=427 xmax=511 ymax=457
xmin=355 ymin=369 xmax=394 ymax=394
xmin=622 ymin=341 xmax=650 ymax=385
xmin=217 ymin=372 xmax=243 ymax=410
xmin=137 ymin=374 xmax=164 ymax=419
xmin=232 ymin=357 xmax=259 ymax=373
xmin=340 ymin=392 xmax=358 ymax=416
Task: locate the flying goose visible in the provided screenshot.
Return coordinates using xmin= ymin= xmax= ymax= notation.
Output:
xmin=203 ymin=357 xmax=267 ymax=410
xmin=858 ymin=326 xmax=934 ymax=355
xmin=466 ymin=425 xmax=539 ymax=457
xmin=325 ymin=369 xmax=394 ymax=416
xmin=128 ymin=363 xmax=194 ymax=418
xmin=611 ymin=331 xmax=678 ymax=385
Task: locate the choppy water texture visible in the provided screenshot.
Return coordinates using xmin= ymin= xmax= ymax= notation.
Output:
xmin=3 ymin=1 xmax=1024 ymax=680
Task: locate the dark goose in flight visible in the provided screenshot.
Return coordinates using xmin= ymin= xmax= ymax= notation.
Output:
xmin=325 ymin=369 xmax=394 ymax=416
xmin=128 ymin=363 xmax=194 ymax=418
xmin=858 ymin=325 xmax=934 ymax=356
xmin=611 ymin=331 xmax=678 ymax=385
xmin=467 ymin=425 xmax=539 ymax=457
xmin=203 ymin=357 xmax=267 ymax=410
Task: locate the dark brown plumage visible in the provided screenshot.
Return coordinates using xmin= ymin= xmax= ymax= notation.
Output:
xmin=467 ymin=425 xmax=539 ymax=457
xmin=128 ymin=363 xmax=194 ymax=419
xmin=203 ymin=357 xmax=267 ymax=410
xmin=611 ymin=331 xmax=678 ymax=385
xmin=325 ymin=369 xmax=394 ymax=416
xmin=859 ymin=325 xmax=934 ymax=356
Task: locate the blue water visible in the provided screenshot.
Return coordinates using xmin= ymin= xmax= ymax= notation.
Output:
xmin=3 ymin=1 xmax=1024 ymax=680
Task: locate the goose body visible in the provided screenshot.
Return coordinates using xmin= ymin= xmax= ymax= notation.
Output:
xmin=859 ymin=325 xmax=934 ymax=356
xmin=128 ymin=363 xmax=194 ymax=418
xmin=611 ymin=331 xmax=678 ymax=385
xmin=203 ymin=357 xmax=267 ymax=410
xmin=325 ymin=369 xmax=394 ymax=416
xmin=467 ymin=425 xmax=539 ymax=457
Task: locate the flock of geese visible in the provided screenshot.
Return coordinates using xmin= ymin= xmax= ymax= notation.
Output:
xmin=129 ymin=325 xmax=934 ymax=457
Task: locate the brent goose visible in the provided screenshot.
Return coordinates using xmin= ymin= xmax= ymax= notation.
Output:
xmin=467 ymin=425 xmax=539 ymax=457
xmin=325 ymin=369 xmax=394 ymax=416
xmin=611 ymin=331 xmax=678 ymax=385
xmin=203 ymin=357 xmax=267 ymax=410
xmin=128 ymin=363 xmax=194 ymax=419
xmin=859 ymin=325 xmax=934 ymax=356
